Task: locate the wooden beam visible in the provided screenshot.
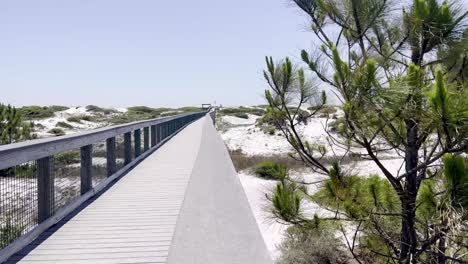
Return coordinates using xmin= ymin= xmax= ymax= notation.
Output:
xmin=37 ymin=157 xmax=53 ymax=223
xmin=143 ymin=127 xmax=150 ymax=152
xmin=80 ymin=145 xmax=93 ymax=195
xmin=106 ymin=137 xmax=116 ymax=177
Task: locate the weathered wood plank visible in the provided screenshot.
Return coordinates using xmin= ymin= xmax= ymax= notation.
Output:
xmin=37 ymin=157 xmax=53 ymax=223
xmin=134 ymin=129 xmax=141 ymax=157
xmin=124 ymin=132 xmax=132 ymax=165
xmin=80 ymin=145 xmax=93 ymax=195
xmin=106 ymin=137 xmax=116 ymax=177
xmin=143 ymin=127 xmax=150 ymax=152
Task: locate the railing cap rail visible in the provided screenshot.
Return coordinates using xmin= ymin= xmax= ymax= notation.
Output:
xmin=0 ymin=111 xmax=207 ymax=170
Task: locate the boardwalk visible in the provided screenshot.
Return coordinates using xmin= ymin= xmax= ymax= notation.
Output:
xmin=5 ymin=116 xmax=271 ymax=264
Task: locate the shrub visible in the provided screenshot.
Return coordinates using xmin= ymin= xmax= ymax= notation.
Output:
xmin=49 ymin=105 xmax=69 ymax=112
xmin=0 ymin=219 xmax=24 ymax=248
xmin=328 ymin=117 xmax=346 ymax=133
xmin=268 ymin=127 xmax=276 ymax=135
xmin=86 ymin=105 xmax=117 ymax=114
xmin=234 ymin=113 xmax=248 ymax=119
xmin=56 ymin=121 xmax=73 ymax=129
xmin=309 ymin=105 xmax=337 ymax=118
xmin=254 ymin=161 xmax=286 ymax=180
xmin=219 ymin=107 xmax=265 ymax=116
xmin=48 ymin=128 xmax=65 ymax=136
xmin=18 ymin=106 xmax=55 ymax=119
xmin=277 ymin=227 xmax=349 ymax=264
xmin=80 ymin=115 xmax=95 ymax=122
xmin=55 ymin=151 xmax=80 ymax=165
xmin=66 ymin=116 xmax=82 ymax=123
xmin=127 ymin=106 xmax=171 ymax=115
xmin=34 ymin=123 xmax=46 ymax=129
xmin=160 ymin=112 xmax=178 ymax=117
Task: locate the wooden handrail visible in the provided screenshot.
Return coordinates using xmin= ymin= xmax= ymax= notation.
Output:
xmin=0 ymin=111 xmax=207 ymax=170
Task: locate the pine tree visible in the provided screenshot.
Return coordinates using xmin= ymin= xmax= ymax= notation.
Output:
xmin=0 ymin=104 xmax=35 ymax=145
xmin=263 ymin=0 xmax=467 ymax=263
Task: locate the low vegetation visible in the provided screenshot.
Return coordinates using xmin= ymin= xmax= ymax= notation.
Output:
xmin=48 ymin=105 xmax=69 ymax=112
xmin=219 ymin=107 xmax=265 ymax=116
xmin=55 ymin=151 xmax=80 ymax=165
xmin=56 ymin=121 xmax=73 ymax=129
xmin=234 ymin=113 xmax=248 ymax=119
xmin=86 ymin=105 xmax=117 ymax=114
xmin=228 ymin=149 xmax=306 ymax=172
xmin=48 ymin=128 xmax=65 ymax=136
xmin=111 ymin=106 xmax=200 ymax=124
xmin=277 ymin=227 xmax=349 ymax=264
xmin=18 ymin=105 xmax=68 ymax=119
xmin=0 ymin=219 xmax=24 ymax=248
xmin=18 ymin=106 xmax=56 ymax=119
xmin=66 ymin=116 xmax=83 ymax=123
xmin=254 ymin=162 xmax=286 ymax=180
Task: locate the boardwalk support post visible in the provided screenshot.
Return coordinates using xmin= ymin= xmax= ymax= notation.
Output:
xmin=157 ymin=125 xmax=161 ymax=144
xmin=37 ymin=156 xmax=53 ymax=223
xmin=80 ymin=145 xmax=93 ymax=195
xmin=143 ymin=127 xmax=150 ymax=152
xmin=151 ymin=125 xmax=157 ymax=147
xmin=106 ymin=137 xmax=116 ymax=177
xmin=134 ymin=129 xmax=141 ymax=157
xmin=124 ymin=132 xmax=132 ymax=165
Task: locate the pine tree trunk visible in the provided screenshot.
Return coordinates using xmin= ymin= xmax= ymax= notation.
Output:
xmin=399 ymin=120 xmax=420 ymax=264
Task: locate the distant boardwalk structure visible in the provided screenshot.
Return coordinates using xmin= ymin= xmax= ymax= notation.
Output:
xmin=0 ymin=111 xmax=271 ymax=264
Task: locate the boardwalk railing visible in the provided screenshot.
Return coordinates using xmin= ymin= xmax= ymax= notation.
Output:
xmin=0 ymin=110 xmax=207 ymax=261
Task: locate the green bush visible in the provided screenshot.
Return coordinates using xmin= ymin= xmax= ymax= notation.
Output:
xmin=234 ymin=113 xmax=249 ymax=119
xmin=328 ymin=117 xmax=345 ymax=133
xmin=254 ymin=162 xmax=286 ymax=180
xmin=66 ymin=115 xmax=96 ymax=123
xmin=277 ymin=227 xmax=348 ymax=264
xmin=18 ymin=106 xmax=55 ymax=119
xmin=127 ymin=106 xmax=171 ymax=115
xmin=48 ymin=128 xmax=65 ymax=136
xmin=66 ymin=116 xmax=82 ymax=123
xmin=160 ymin=112 xmax=178 ymax=117
xmin=56 ymin=121 xmax=73 ymax=129
xmin=268 ymin=127 xmax=276 ymax=135
xmin=49 ymin=105 xmax=69 ymax=112
xmin=86 ymin=105 xmax=117 ymax=114
xmin=309 ymin=105 xmax=337 ymax=118
xmin=80 ymin=115 xmax=95 ymax=122
xmin=219 ymin=107 xmax=265 ymax=116
xmin=0 ymin=219 xmax=24 ymax=248
xmin=55 ymin=151 xmax=80 ymax=165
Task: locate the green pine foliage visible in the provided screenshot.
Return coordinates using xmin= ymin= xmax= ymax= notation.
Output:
xmin=0 ymin=104 xmax=35 ymax=145
xmin=262 ymin=0 xmax=467 ymax=262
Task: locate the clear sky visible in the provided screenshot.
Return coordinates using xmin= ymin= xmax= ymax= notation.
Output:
xmin=0 ymin=0 xmax=313 ymax=108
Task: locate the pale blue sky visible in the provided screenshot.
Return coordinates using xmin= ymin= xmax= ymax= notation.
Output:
xmin=0 ymin=0 xmax=313 ymax=108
